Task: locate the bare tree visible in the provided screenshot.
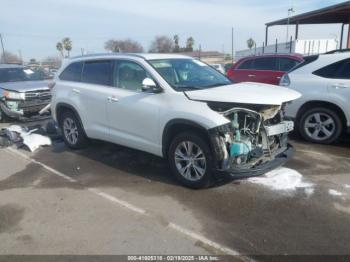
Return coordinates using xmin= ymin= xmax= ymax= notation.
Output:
xmin=149 ymin=36 xmax=174 ymax=53
xmin=0 ymin=51 xmax=22 ymax=64
xmin=42 ymin=56 xmax=62 ymax=69
xmin=104 ymin=39 xmax=144 ymax=53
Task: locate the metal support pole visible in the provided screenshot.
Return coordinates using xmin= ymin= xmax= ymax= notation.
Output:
xmin=275 ymin=38 xmax=278 ymax=53
xmin=289 ymin=36 xmax=293 ymax=53
xmin=347 ymin=22 xmax=350 ymax=49
xmin=295 ymin=21 xmax=299 ymax=40
xmin=340 ymin=24 xmax=344 ymax=50
xmin=265 ymin=26 xmax=269 ymax=46
xmin=0 ymin=34 xmax=6 ymax=63
xmin=262 ymin=42 xmax=265 ymax=53
xmin=231 ymin=27 xmax=234 ymax=63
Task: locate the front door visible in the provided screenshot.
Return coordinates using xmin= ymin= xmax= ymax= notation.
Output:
xmin=106 ymin=60 xmax=161 ymax=155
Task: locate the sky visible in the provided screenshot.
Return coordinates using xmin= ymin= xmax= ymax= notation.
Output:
xmin=0 ymin=0 xmax=347 ymax=61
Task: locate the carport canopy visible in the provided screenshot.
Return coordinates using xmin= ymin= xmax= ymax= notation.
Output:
xmin=265 ymin=1 xmax=350 ymax=48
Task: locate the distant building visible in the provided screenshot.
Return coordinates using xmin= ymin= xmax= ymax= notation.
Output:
xmin=179 ymin=51 xmax=231 ymax=64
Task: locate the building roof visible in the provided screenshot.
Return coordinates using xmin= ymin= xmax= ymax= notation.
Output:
xmin=266 ymin=1 xmax=350 ymax=26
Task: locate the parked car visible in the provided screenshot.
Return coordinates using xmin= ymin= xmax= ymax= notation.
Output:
xmin=227 ymin=54 xmax=304 ymax=85
xmin=52 ymin=53 xmax=300 ymax=188
xmin=210 ymin=64 xmax=225 ymax=74
xmin=0 ymin=64 xmax=52 ymax=122
xmin=282 ymin=51 xmax=350 ymax=144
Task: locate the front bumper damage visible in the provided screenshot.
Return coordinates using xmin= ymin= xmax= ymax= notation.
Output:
xmin=208 ymin=104 xmax=295 ymax=178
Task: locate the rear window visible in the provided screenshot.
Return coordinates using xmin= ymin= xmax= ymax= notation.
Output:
xmin=253 ymin=57 xmax=277 ymax=71
xmin=278 ymin=57 xmax=300 ymax=72
xmin=313 ymin=58 xmax=350 ymax=79
xmin=81 ymin=60 xmax=113 ymax=86
xmin=290 ymin=55 xmax=319 ymax=72
xmin=237 ymin=59 xmax=253 ymax=70
xmin=59 ymin=62 xmax=83 ymax=82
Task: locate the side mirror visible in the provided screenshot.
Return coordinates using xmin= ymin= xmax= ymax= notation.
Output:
xmin=142 ymin=78 xmax=161 ymax=93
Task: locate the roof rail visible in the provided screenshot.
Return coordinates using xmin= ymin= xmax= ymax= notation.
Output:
xmin=70 ymin=52 xmax=145 ymax=60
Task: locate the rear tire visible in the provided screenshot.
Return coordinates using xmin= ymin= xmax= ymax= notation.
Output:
xmin=59 ymin=110 xmax=88 ymax=149
xmin=168 ymin=132 xmax=214 ymax=189
xmin=298 ymin=107 xmax=342 ymax=144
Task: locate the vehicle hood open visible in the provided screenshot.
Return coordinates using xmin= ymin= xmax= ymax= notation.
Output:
xmin=184 ymin=82 xmax=301 ymax=105
xmin=0 ymin=80 xmax=50 ymax=92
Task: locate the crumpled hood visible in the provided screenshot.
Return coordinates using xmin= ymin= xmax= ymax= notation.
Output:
xmin=0 ymin=80 xmax=49 ymax=92
xmin=184 ymin=82 xmax=301 ymax=105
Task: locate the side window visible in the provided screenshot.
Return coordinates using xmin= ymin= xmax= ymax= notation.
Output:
xmin=254 ymin=57 xmax=277 ymax=71
xmin=278 ymin=58 xmax=299 ymax=72
xmin=81 ymin=60 xmax=113 ymax=86
xmin=115 ymin=61 xmax=149 ymax=91
xmin=313 ymin=59 xmax=350 ymax=79
xmin=59 ymin=62 xmax=83 ymax=82
xmin=237 ymin=59 xmax=253 ymax=70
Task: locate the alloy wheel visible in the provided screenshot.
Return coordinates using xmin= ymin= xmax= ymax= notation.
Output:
xmin=63 ymin=117 xmax=79 ymax=145
xmin=304 ymin=112 xmax=335 ymax=141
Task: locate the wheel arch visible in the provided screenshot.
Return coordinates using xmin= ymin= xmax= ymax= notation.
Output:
xmin=55 ymin=103 xmax=87 ymax=136
xmin=296 ymin=100 xmax=348 ymax=132
xmin=162 ymin=119 xmax=210 ymax=158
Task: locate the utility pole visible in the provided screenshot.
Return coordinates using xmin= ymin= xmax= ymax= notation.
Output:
xmin=231 ymin=27 xmax=234 ymax=64
xmin=286 ymin=7 xmax=295 ymax=43
xmin=0 ymin=33 xmax=6 ymax=63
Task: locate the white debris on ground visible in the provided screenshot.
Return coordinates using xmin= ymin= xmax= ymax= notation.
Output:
xmin=246 ymin=167 xmax=314 ymax=193
xmin=344 ymin=184 xmax=350 ymax=189
xmin=328 ymin=189 xmax=345 ymax=197
xmin=4 ymin=125 xmax=51 ymax=152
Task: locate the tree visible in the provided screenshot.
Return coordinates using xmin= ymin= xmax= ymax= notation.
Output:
xmin=247 ymin=38 xmax=255 ymax=50
xmin=149 ymin=36 xmax=174 ymax=53
xmin=104 ymin=39 xmax=144 ymax=53
xmin=186 ymin=37 xmax=195 ymax=52
xmin=173 ymin=35 xmax=180 ymax=52
xmin=62 ymin=37 xmax=72 ymax=57
xmin=56 ymin=42 xmax=64 ymax=57
xmin=0 ymin=51 xmax=22 ymax=64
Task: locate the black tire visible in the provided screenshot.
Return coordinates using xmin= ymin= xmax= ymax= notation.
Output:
xmin=59 ymin=110 xmax=88 ymax=149
xmin=298 ymin=107 xmax=342 ymax=144
xmin=0 ymin=108 xmax=11 ymax=123
xmin=168 ymin=132 xmax=214 ymax=189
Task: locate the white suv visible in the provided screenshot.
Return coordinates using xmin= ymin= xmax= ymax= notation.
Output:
xmin=51 ymin=53 xmax=300 ymax=188
xmin=282 ymin=51 xmax=350 ymax=144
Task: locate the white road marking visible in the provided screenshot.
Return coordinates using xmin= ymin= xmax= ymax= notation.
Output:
xmin=5 ymin=147 xmax=248 ymax=259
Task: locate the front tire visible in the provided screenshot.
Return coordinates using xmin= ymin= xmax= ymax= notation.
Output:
xmin=168 ymin=132 xmax=214 ymax=189
xmin=59 ymin=110 xmax=88 ymax=149
xmin=299 ymin=107 xmax=342 ymax=144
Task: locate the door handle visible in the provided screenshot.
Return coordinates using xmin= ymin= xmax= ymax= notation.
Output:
xmin=72 ymin=88 xmax=80 ymax=94
xmin=248 ymin=74 xmax=256 ymax=77
xmin=332 ymin=84 xmax=349 ymax=89
xmin=107 ymin=96 xmax=119 ymax=102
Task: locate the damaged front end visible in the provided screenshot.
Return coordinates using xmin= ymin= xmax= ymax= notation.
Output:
xmin=208 ymin=102 xmax=294 ymax=177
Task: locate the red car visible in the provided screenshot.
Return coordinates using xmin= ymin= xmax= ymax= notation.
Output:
xmin=227 ymin=54 xmax=304 ymax=85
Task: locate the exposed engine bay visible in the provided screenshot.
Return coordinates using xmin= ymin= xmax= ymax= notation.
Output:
xmin=208 ymin=102 xmax=294 ymax=173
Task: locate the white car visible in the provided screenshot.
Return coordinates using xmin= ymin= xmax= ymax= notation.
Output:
xmin=282 ymin=51 xmax=350 ymax=144
xmin=51 ymin=53 xmax=300 ymax=188
xmin=210 ymin=64 xmax=226 ymax=74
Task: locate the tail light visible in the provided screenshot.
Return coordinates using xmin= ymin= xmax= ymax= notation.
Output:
xmin=48 ymin=81 xmax=56 ymax=90
xmin=279 ymin=74 xmax=291 ymax=87
xmin=226 ymin=68 xmax=234 ymax=79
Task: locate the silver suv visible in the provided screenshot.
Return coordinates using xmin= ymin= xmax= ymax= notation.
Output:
xmin=52 ymin=53 xmax=300 ymax=188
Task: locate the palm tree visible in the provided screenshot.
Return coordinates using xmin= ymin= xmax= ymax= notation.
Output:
xmin=62 ymin=37 xmax=72 ymax=57
xmin=56 ymin=42 xmax=64 ymax=57
xmin=186 ymin=37 xmax=194 ymax=51
xmin=247 ymin=38 xmax=255 ymax=50
xmin=173 ymin=35 xmax=180 ymax=52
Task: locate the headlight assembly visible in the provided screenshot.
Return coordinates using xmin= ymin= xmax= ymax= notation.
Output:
xmin=3 ymin=90 xmax=25 ymax=100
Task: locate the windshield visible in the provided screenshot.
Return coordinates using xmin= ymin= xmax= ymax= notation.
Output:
xmin=148 ymin=59 xmax=232 ymax=91
xmin=0 ymin=67 xmax=47 ymax=83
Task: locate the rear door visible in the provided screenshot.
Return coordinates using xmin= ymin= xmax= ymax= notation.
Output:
xmin=78 ymin=59 xmax=114 ymax=140
xmin=251 ymin=57 xmax=281 ymax=85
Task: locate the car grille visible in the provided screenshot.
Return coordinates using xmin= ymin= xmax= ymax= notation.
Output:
xmin=25 ymin=89 xmax=51 ymax=101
